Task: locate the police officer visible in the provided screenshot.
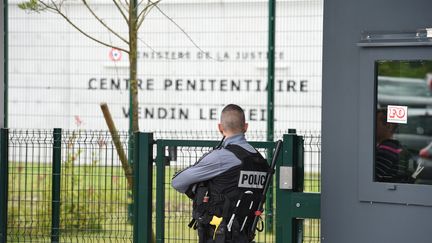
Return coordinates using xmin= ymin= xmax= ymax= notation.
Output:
xmin=172 ymin=104 xmax=265 ymax=243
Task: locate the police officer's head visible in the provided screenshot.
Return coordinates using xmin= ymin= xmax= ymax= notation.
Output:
xmin=218 ymin=104 xmax=248 ymax=137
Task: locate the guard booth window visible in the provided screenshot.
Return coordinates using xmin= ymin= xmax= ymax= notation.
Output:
xmin=375 ymin=60 xmax=432 ymax=185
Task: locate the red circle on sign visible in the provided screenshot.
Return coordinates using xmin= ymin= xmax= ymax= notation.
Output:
xmin=109 ymin=48 xmax=122 ymax=61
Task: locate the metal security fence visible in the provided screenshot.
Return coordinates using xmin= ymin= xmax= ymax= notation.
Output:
xmin=1 ymin=129 xmax=133 ymax=242
xmin=0 ymin=129 xmax=321 ymax=243
xmin=59 ymin=130 xmax=132 ymax=242
xmin=152 ymin=130 xmax=321 ymax=141
xmin=7 ymin=130 xmax=54 ymax=241
xmin=299 ymin=133 xmax=321 ymax=243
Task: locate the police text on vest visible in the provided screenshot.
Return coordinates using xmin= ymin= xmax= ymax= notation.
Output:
xmin=238 ymin=171 xmax=267 ymax=189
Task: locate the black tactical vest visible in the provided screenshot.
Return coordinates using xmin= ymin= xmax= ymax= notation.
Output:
xmin=201 ymin=144 xmax=270 ymax=235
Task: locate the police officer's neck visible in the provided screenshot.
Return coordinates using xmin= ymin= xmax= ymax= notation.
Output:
xmin=224 ymin=132 xmax=244 ymax=139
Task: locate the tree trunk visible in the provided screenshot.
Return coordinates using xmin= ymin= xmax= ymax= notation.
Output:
xmin=129 ymin=1 xmax=139 ymax=133
xmin=129 ymin=3 xmax=155 ymax=243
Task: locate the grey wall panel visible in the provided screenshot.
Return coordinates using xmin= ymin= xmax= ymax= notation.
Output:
xmin=322 ymin=0 xmax=432 ymax=243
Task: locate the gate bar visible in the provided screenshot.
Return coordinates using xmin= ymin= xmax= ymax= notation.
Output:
xmin=155 ymin=141 xmax=165 ymax=243
xmin=276 ymin=133 xmax=301 ymax=243
xmin=0 ymin=129 xmax=9 ymax=243
xmin=266 ymin=0 xmax=277 ymax=231
xmin=51 ymin=128 xmax=61 ymax=243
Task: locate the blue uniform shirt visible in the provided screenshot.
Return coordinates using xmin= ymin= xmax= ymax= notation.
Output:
xmin=171 ymin=133 xmax=256 ymax=193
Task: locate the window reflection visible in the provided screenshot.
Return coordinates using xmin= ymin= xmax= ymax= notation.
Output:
xmin=375 ymin=60 xmax=432 ymax=184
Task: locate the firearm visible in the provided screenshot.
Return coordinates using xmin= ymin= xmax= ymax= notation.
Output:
xmin=248 ymin=139 xmax=283 ymax=241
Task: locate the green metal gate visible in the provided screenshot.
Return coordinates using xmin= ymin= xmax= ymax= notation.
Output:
xmin=153 ymin=139 xmax=277 ymax=243
xmin=276 ymin=134 xmax=321 ymax=243
xmin=133 ymin=131 xmax=321 ymax=243
xmin=0 ymin=130 xmax=321 ymax=243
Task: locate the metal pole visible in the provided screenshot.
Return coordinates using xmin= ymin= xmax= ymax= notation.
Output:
xmin=133 ymin=132 xmax=153 ymax=243
xmin=3 ymin=0 xmax=8 ymax=127
xmin=155 ymin=142 xmax=165 ymax=243
xmin=51 ymin=128 xmax=62 ymax=243
xmin=276 ymin=133 xmax=299 ymax=243
xmin=266 ymin=0 xmax=276 ymax=233
xmin=0 ymin=128 xmax=9 ymax=243
xmin=267 ymin=0 xmax=276 ymax=142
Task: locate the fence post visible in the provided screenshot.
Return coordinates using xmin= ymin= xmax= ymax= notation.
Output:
xmin=0 ymin=129 xmax=9 ymax=243
xmin=276 ymin=130 xmax=303 ymax=243
xmin=51 ymin=128 xmax=62 ymax=243
xmin=294 ymin=132 xmax=305 ymax=243
xmin=266 ymin=0 xmax=277 ymax=232
xmin=155 ymin=141 xmax=165 ymax=243
xmin=133 ymin=132 xmax=153 ymax=243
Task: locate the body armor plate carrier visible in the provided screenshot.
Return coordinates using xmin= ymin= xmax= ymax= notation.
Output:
xmin=190 ymin=144 xmax=270 ymax=243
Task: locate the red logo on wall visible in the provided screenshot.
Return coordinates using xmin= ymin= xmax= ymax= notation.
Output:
xmin=387 ymin=105 xmax=408 ymax=124
xmin=109 ymin=48 xmax=122 ymax=61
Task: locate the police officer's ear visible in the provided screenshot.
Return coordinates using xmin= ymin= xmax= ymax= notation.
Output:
xmin=243 ymin=123 xmax=249 ymax=133
xmin=218 ymin=123 xmax=224 ymax=135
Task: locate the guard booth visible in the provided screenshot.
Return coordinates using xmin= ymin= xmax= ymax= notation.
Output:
xmin=322 ymin=0 xmax=432 ymax=243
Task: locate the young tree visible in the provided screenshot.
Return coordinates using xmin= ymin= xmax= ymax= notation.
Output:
xmin=19 ymin=0 xmax=160 ymax=133
xmin=18 ymin=0 xmax=162 ymax=241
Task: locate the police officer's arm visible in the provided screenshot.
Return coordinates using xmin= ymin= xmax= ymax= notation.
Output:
xmin=171 ymin=150 xmax=236 ymax=193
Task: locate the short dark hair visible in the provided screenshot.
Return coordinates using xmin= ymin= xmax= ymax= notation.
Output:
xmin=377 ymin=108 xmax=399 ymax=133
xmin=221 ymin=104 xmax=245 ymax=132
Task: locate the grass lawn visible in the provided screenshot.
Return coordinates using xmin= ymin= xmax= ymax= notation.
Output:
xmin=4 ymin=163 xmax=320 ymax=243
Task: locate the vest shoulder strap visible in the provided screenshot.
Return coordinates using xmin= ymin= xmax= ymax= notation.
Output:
xmin=225 ymin=144 xmax=261 ymax=160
